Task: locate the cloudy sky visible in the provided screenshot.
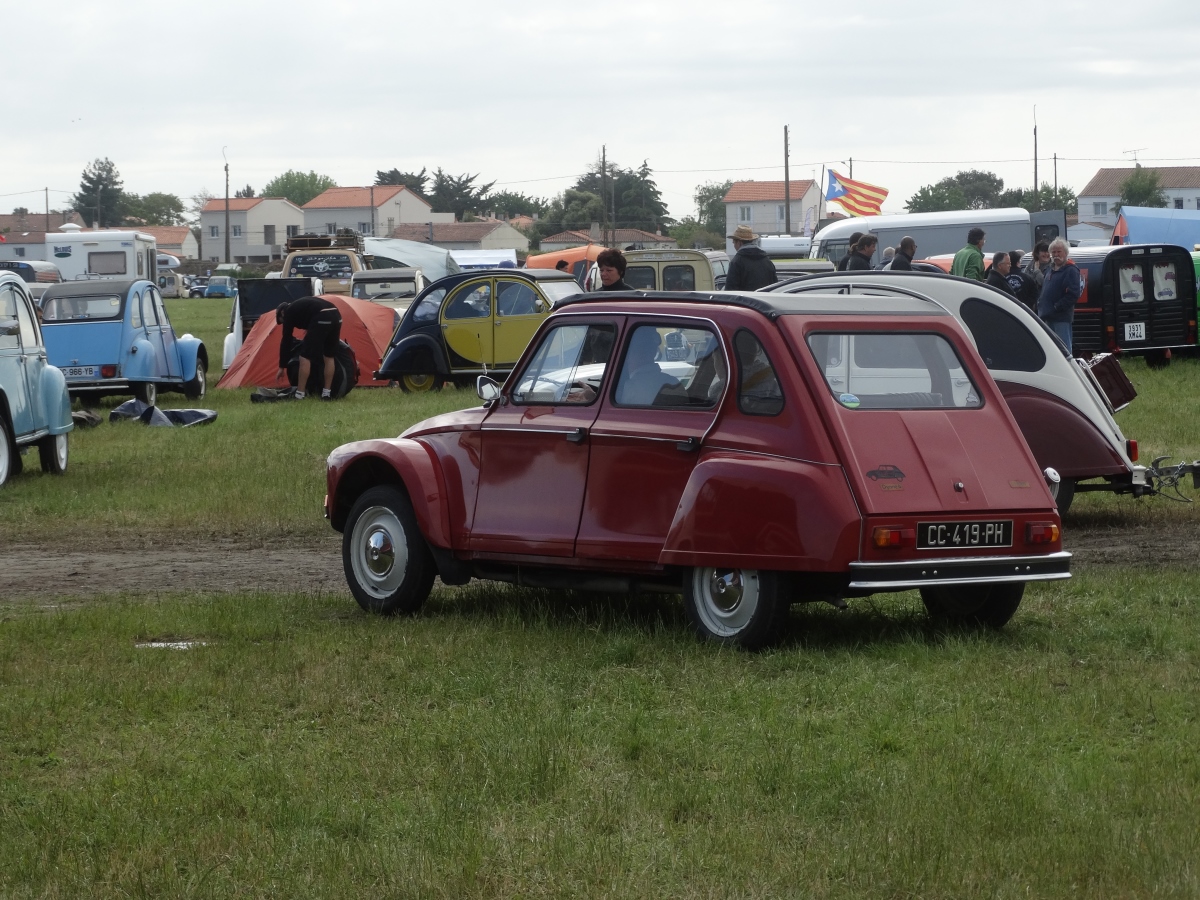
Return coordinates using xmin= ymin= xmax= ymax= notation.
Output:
xmin=6 ymin=0 xmax=1200 ymax=225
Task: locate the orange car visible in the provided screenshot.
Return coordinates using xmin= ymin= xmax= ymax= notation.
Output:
xmin=526 ymin=244 xmax=603 ymax=289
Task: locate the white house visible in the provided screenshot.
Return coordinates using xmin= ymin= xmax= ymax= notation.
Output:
xmin=133 ymin=226 xmax=199 ymax=260
xmin=200 ymin=197 xmax=305 ymax=264
xmin=301 ymin=186 xmax=454 ymax=236
xmin=390 ymin=221 xmax=530 ymax=252
xmin=722 ymin=179 xmax=821 ymax=253
xmin=1077 ymin=166 xmax=1200 ymax=227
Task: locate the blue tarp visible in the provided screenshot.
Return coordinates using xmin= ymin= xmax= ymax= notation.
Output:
xmin=1113 ymin=206 xmax=1200 ymax=249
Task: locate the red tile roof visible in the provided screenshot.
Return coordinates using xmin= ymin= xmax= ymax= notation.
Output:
xmin=304 ymin=185 xmax=431 ymax=210
xmin=0 ymin=211 xmax=85 ymax=233
xmin=127 ymin=225 xmax=193 ymax=246
xmin=723 ymin=180 xmax=816 ymax=203
xmin=202 ymin=197 xmax=264 ymax=212
xmin=1079 ymin=166 xmax=1200 ymax=196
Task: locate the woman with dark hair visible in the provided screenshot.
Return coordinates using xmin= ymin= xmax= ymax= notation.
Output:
xmin=597 ymin=248 xmax=630 ymax=291
xmin=836 ymin=232 xmax=864 ymax=271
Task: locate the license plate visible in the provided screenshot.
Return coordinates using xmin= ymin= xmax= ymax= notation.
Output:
xmin=1124 ymin=322 xmax=1146 ymax=341
xmin=62 ymin=366 xmax=96 ymax=377
xmin=917 ymin=520 xmax=1012 ymax=549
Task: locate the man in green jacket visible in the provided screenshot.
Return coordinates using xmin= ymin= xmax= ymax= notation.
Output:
xmin=950 ymin=228 xmax=986 ymax=280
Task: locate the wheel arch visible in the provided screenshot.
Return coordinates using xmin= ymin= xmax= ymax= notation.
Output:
xmin=377 ymin=332 xmax=451 ymax=379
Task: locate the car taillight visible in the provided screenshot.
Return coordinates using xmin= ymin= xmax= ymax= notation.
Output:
xmin=1126 ymin=439 xmax=1138 ymax=462
xmin=872 ymin=527 xmax=914 ymax=549
xmin=100 ymin=365 xmax=117 ymax=377
xmin=1026 ymin=522 xmax=1060 ymax=545
xmin=1105 ymin=325 xmax=1118 ymax=351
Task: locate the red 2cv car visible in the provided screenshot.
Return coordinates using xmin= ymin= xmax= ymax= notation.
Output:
xmin=325 ymin=290 xmax=1071 ymax=648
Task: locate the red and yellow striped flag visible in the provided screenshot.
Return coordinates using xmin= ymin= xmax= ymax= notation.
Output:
xmin=825 ymin=170 xmax=888 ymax=217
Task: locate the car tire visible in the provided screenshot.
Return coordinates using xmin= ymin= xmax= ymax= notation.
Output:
xmin=1144 ymin=349 xmax=1171 ymax=369
xmin=1050 ymin=477 xmax=1076 ymax=516
xmin=683 ymin=567 xmax=787 ymax=649
xmin=38 ymin=432 xmax=68 ymax=475
xmin=0 ymin=417 xmax=14 ymax=486
xmin=342 ymin=485 xmax=436 ymax=615
xmin=134 ymin=382 xmax=157 ymax=407
xmin=183 ymin=357 xmax=207 ymax=400
xmin=920 ymin=582 xmax=1024 ymax=628
xmin=399 ymin=373 xmax=442 ymax=393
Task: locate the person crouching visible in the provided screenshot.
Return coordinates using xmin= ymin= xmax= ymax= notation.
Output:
xmin=275 ymin=297 xmax=343 ymax=400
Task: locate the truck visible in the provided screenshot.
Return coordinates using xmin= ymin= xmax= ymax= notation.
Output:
xmin=280 ymin=232 xmax=370 ymax=294
xmin=810 ymin=208 xmax=1066 ymax=268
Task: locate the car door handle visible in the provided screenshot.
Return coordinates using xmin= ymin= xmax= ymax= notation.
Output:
xmin=565 ymin=427 xmax=587 ymax=444
xmin=676 ymin=436 xmax=701 ymax=452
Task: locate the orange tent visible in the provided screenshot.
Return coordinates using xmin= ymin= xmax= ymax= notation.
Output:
xmin=217 ymin=294 xmax=397 ymax=389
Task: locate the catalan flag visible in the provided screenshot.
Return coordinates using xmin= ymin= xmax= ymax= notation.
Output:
xmin=825 ymin=170 xmax=888 ymax=217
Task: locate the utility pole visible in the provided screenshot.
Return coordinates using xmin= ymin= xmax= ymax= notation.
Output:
xmin=223 ymin=147 xmax=230 ymax=264
xmin=1053 ymin=153 xmax=1058 ymax=209
xmin=601 ymin=145 xmax=608 ymax=247
xmin=44 ymin=187 xmax=49 ymax=232
xmin=849 ymin=157 xmax=853 ymax=179
xmin=783 ymin=125 xmax=791 ymax=235
xmin=1033 ymin=106 xmax=1038 ymax=212
xmin=370 ymin=184 xmax=376 ymax=237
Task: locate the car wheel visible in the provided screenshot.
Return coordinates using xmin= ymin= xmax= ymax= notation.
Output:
xmin=134 ymin=382 xmax=157 ymax=407
xmin=1049 ymin=477 xmax=1076 ymax=516
xmin=184 ymin=358 xmax=207 ymax=400
xmin=38 ymin=432 xmax=68 ymax=475
xmin=399 ymin=373 xmax=442 ymax=393
xmin=920 ymin=582 xmax=1024 ymax=628
xmin=0 ymin=417 xmax=13 ymax=486
xmin=342 ymin=486 xmax=436 ymax=615
xmin=683 ymin=567 xmax=787 ymax=649
xmin=1144 ymin=349 xmax=1171 ymax=369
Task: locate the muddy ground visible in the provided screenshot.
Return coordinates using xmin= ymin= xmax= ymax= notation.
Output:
xmin=3 ymin=510 xmax=1197 ymax=604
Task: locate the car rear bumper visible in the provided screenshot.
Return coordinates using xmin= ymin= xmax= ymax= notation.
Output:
xmin=848 ymin=551 xmax=1071 ymax=592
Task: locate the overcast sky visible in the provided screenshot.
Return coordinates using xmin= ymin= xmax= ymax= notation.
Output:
xmin=6 ymin=0 xmax=1200 ymax=226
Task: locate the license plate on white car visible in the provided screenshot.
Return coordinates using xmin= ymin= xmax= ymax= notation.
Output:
xmin=1124 ymin=322 xmax=1146 ymax=341
xmin=917 ymin=521 xmax=1013 ymax=549
xmin=62 ymin=366 xmax=96 ymax=377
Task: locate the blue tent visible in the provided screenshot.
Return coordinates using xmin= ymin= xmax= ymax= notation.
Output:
xmin=1112 ymin=206 xmax=1200 ymax=249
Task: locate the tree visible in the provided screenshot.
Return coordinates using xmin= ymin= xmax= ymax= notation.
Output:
xmin=487 ymin=190 xmax=547 ymax=219
xmin=694 ymin=180 xmax=732 ymax=235
xmin=1116 ymin=164 xmax=1168 ymax=212
xmin=906 ymin=182 xmax=968 ymax=213
xmin=121 ymin=192 xmax=186 ymax=226
xmin=427 ymin=168 xmax=494 ymax=220
xmin=261 ymin=170 xmax=337 ymax=207
xmin=670 ymin=217 xmax=725 ymax=250
xmin=234 ymin=184 xmax=256 ymax=199
xmin=188 ymin=189 xmax=214 ymax=225
xmin=375 ymin=167 xmax=429 ymax=198
xmin=72 ymin=158 xmax=125 ymax=227
xmin=571 ymin=157 xmax=671 ymax=232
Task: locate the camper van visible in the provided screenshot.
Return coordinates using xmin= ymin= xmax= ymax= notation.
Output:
xmin=157 ymin=272 xmax=190 ymax=299
xmin=811 ymin=208 xmax=1066 ymax=268
xmin=42 ymin=225 xmax=157 ymax=284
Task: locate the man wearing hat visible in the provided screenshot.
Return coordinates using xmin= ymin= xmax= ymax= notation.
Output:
xmin=725 ymin=224 xmax=778 ymax=291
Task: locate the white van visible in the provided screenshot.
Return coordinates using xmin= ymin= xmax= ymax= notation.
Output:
xmin=810 ymin=208 xmax=1066 ymax=268
xmin=157 ymin=272 xmax=189 ymax=298
xmin=45 ymin=224 xmax=157 ymax=283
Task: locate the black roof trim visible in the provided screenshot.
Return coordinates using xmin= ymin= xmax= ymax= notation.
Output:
xmin=553 ymin=289 xmax=948 ymax=318
xmin=40 ymin=278 xmax=141 ymax=298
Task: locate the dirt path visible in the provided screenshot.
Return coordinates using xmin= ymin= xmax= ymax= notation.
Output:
xmin=2 ymin=514 xmax=1197 ymax=604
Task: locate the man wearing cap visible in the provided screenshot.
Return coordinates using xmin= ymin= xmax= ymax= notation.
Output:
xmin=725 ymin=224 xmax=777 ymax=291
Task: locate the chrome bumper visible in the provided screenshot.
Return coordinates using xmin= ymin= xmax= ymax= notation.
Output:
xmin=849 ymin=551 xmax=1072 ymax=591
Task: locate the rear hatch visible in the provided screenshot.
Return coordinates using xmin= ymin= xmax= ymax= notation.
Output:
xmin=41 ymin=291 xmax=127 ymax=378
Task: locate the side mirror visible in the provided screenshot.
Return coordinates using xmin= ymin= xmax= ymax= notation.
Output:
xmin=476 ymin=375 xmax=501 ymax=403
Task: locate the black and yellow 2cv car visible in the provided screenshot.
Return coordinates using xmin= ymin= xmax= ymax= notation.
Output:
xmin=377 ymin=268 xmax=582 ymax=392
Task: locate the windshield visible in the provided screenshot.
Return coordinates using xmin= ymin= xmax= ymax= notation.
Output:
xmin=806 ymin=332 xmax=981 ymax=409
xmin=353 ymin=278 xmax=417 ymax=300
xmin=539 ymin=279 xmax=584 ymax=305
xmin=43 ymin=294 xmax=124 ymax=322
xmin=288 ymin=253 xmax=354 ymax=279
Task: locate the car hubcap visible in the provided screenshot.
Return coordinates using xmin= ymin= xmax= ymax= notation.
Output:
xmin=351 ymin=506 xmax=409 ymax=598
xmin=404 ymin=374 xmax=434 ymax=392
xmin=693 ymin=567 xmax=759 ymax=637
xmin=55 ymin=434 xmax=67 ymax=469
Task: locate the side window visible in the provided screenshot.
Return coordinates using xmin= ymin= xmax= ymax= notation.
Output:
xmin=88 ymin=251 xmax=127 ymax=275
xmin=141 ymin=291 xmax=158 ymax=326
xmin=151 ymin=288 xmax=170 ymax=327
xmin=734 ymin=330 xmax=784 ymax=416
xmin=614 ymin=324 xmax=726 ymax=408
xmin=510 ymin=323 xmax=616 ymax=405
xmin=137 ymin=252 xmax=144 ymax=276
xmin=663 ymin=265 xmax=696 ymax=291
xmin=959 ymin=298 xmax=1047 ymax=372
xmin=0 ymin=286 xmax=20 ymax=351
xmin=411 ymin=287 xmax=445 ymax=322
xmin=496 ymin=280 xmax=546 ymax=316
xmin=624 ymin=266 xmax=656 ymax=290
xmin=443 ymin=281 xmax=491 ymax=319
xmin=130 ymin=289 xmax=143 ymax=328
xmin=14 ymin=291 xmax=39 ymax=349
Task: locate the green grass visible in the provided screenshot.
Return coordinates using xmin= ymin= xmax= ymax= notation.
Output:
xmin=2 ymin=573 xmax=1198 ymax=897
xmin=165 ymin=296 xmax=233 ymax=375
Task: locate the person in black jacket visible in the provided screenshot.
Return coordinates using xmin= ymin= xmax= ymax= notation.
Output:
xmin=725 ymin=225 xmax=777 ymax=290
xmin=275 ymin=297 xmax=343 ymax=399
xmin=836 ymin=232 xmax=864 ymax=271
xmin=845 ymin=234 xmax=877 ymax=270
xmin=985 ymin=252 xmax=1016 ymax=297
xmin=1005 ymin=249 xmax=1040 ymax=309
xmin=889 ymin=236 xmax=917 ymax=271
xmin=597 ymin=248 xmax=630 ymax=291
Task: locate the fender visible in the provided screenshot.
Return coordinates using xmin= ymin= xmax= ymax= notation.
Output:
xmin=659 ymin=451 xmax=861 ymax=571
xmin=123 ymin=337 xmax=158 ymax=380
xmin=377 ymin=331 xmax=450 ymax=379
xmin=38 ymin=365 xmax=74 ymax=434
xmin=176 ymin=335 xmax=204 ymax=380
xmin=327 ymin=437 xmax=453 ymax=549
xmin=998 ymin=382 xmax=1128 ymax=479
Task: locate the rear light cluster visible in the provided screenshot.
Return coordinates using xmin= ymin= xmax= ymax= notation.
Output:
xmin=1126 ymin=439 xmax=1139 ymax=462
xmin=872 ymin=527 xmax=914 ymax=548
xmin=1025 ymin=522 xmax=1060 ymax=545
xmin=100 ymin=365 xmax=117 ymax=378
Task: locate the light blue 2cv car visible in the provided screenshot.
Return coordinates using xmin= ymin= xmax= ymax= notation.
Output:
xmin=0 ymin=273 xmax=73 ymax=486
xmin=40 ymin=279 xmax=208 ymax=406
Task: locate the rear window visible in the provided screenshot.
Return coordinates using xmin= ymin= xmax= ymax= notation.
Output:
xmin=539 ymin=279 xmax=583 ymax=305
xmin=663 ymin=265 xmax=695 ymax=291
xmin=625 ymin=266 xmax=656 ymax=289
xmin=959 ymin=298 xmax=1046 ymax=372
xmin=807 ymin=332 xmax=981 ymax=409
xmin=43 ymin=294 xmax=124 ymax=322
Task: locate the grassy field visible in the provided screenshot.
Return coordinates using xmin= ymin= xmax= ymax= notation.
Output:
xmin=2 ymin=307 xmax=1200 ymax=896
